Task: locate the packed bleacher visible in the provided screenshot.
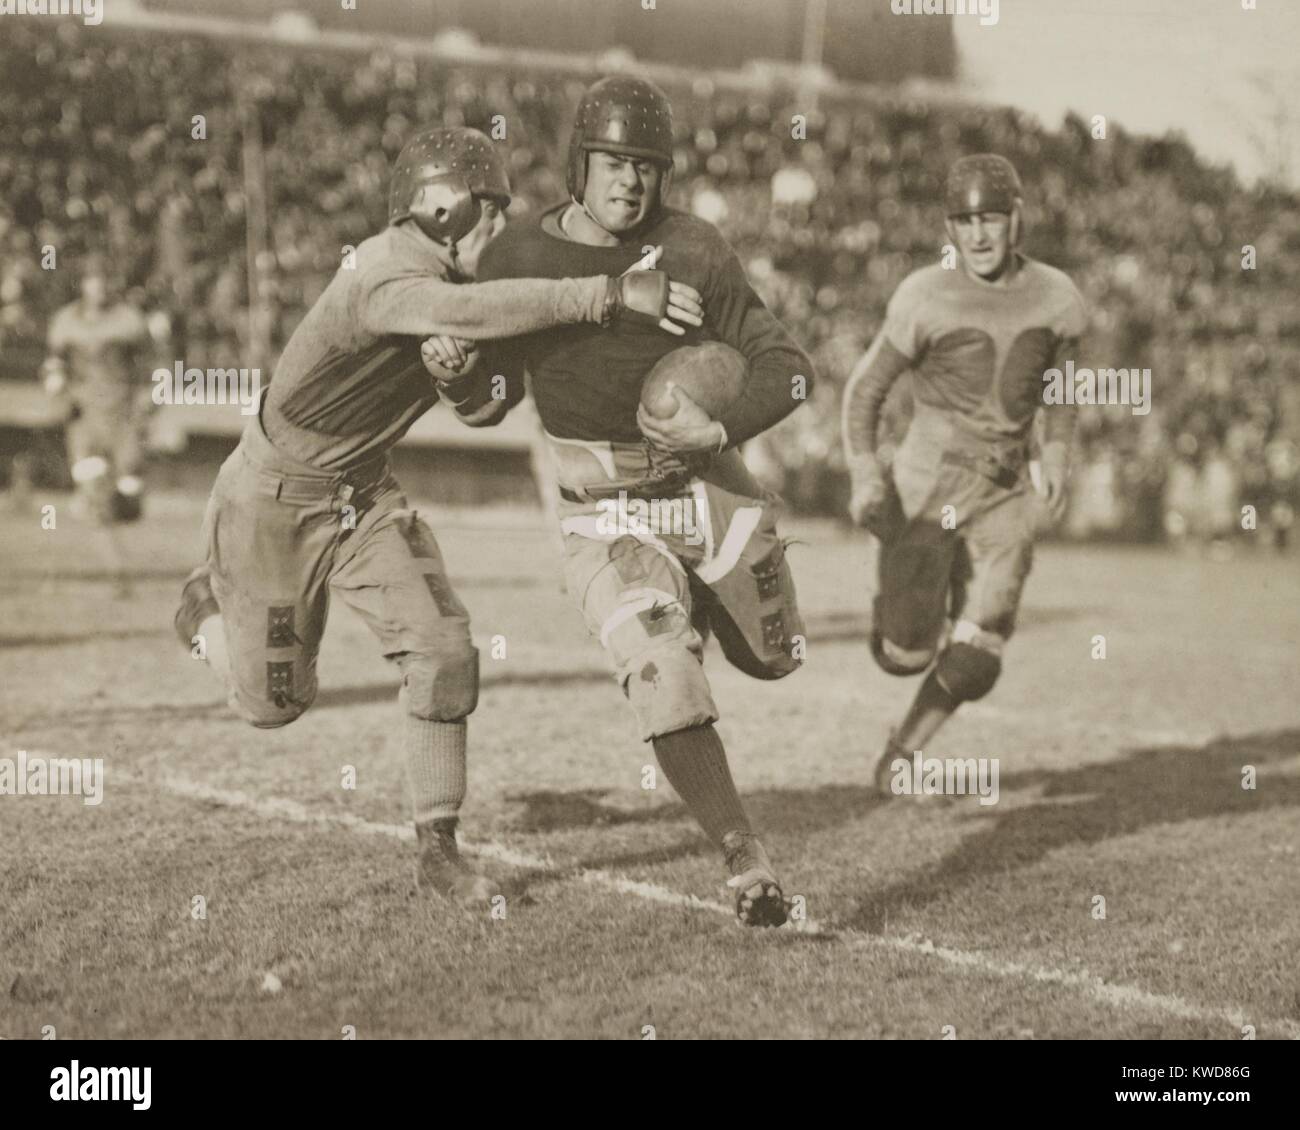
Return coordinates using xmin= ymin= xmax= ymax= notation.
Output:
xmin=2 ymin=19 xmax=1296 ymax=539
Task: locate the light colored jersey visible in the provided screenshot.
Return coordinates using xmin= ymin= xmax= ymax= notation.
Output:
xmin=47 ymin=300 xmax=149 ymax=400
xmin=882 ymin=255 xmax=1086 ymax=445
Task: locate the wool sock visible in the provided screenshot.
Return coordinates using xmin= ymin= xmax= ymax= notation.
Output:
xmin=405 ymin=716 xmax=467 ymax=824
xmin=651 ymin=723 xmax=752 ymax=845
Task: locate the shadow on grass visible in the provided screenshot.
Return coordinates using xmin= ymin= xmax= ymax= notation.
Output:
xmin=503 ymin=728 xmax=1299 ymax=919
xmin=842 ymin=727 xmax=1300 ymax=934
xmin=23 ymin=667 xmax=615 ymax=729
xmin=504 ymin=788 xmax=685 ymax=833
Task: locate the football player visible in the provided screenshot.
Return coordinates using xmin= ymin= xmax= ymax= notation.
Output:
xmin=442 ymin=77 xmax=814 ymax=927
xmin=841 ymin=154 xmax=1087 ymax=794
xmin=43 ymin=252 xmax=155 ymax=594
xmin=172 ymin=126 xmax=704 ymax=902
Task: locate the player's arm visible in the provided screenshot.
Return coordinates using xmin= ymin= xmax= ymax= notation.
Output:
xmin=1035 ymin=335 xmax=1081 ymax=522
xmin=638 ymin=240 xmax=814 ymax=455
xmin=841 ymin=333 xmax=912 ymax=459
xmin=709 ymin=247 xmax=813 ymax=450
xmin=357 ymin=248 xmax=702 ymax=343
xmin=424 ymin=237 xmax=703 ymax=428
xmin=415 ymin=232 xmax=538 ymax=428
xmin=423 ymin=336 xmax=528 ymax=429
xmin=839 ymin=271 xmax=929 ymax=529
xmin=1034 ymin=283 xmax=1088 ymax=522
xmin=840 ymin=334 xmax=913 ymax=531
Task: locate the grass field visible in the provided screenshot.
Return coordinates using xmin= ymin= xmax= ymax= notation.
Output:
xmin=2 ymin=488 xmax=1297 ymax=1040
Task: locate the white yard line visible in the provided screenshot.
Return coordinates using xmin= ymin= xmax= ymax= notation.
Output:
xmin=109 ymin=766 xmax=1300 ymax=1040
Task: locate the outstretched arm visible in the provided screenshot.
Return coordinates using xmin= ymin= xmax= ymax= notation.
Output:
xmin=359 ymin=245 xmax=704 ymax=342
xmin=841 ymin=334 xmax=912 ymax=531
xmin=359 ymin=269 xmax=606 ymax=341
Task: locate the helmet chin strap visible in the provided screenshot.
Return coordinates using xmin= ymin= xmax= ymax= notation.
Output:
xmin=578 ymin=195 xmax=606 ymax=232
xmin=1009 ymin=199 xmax=1024 ymax=248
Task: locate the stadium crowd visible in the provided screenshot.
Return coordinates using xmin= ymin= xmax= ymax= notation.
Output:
xmin=2 ymin=20 xmax=1296 ymax=541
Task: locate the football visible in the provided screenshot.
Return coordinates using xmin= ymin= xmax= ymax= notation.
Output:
xmin=639 ymin=342 xmax=748 ymax=421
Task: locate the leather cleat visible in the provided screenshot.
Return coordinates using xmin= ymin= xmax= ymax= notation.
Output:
xmin=722 ymin=830 xmax=787 ymax=928
xmin=414 ymin=818 xmax=499 ymax=905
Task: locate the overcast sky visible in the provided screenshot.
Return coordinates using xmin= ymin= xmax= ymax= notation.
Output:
xmin=951 ymin=0 xmax=1300 ymax=186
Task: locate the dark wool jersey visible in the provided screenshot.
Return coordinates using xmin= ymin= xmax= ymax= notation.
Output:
xmin=475 ymin=204 xmax=813 ymax=447
xmin=260 ymin=223 xmax=607 ymax=470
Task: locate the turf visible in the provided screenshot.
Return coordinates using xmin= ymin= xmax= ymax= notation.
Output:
xmin=1 ymin=490 xmax=1296 ymax=1039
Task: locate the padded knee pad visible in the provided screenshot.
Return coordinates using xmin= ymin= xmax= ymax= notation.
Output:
xmin=399 ymin=644 xmax=480 ymax=721
xmin=934 ymin=641 xmax=1002 ymax=702
xmin=623 ymin=644 xmax=718 ymax=742
xmin=869 ymin=629 xmax=935 ymax=677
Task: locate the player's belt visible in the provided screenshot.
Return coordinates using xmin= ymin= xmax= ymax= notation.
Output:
xmin=940 ymin=448 xmax=1022 ymax=490
xmin=242 ymin=416 xmax=390 ymax=502
xmin=558 ymin=471 xmax=694 ymax=506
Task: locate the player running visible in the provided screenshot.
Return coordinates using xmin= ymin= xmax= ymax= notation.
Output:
xmin=841 ymin=154 xmax=1087 ymax=795
xmin=448 ymin=77 xmax=814 ymax=927
xmin=172 ymin=126 xmax=704 ymax=902
xmin=43 ymin=252 xmax=155 ymax=592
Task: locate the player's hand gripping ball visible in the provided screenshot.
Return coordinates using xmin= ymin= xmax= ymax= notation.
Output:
xmin=639 ymin=342 xmax=747 ymax=422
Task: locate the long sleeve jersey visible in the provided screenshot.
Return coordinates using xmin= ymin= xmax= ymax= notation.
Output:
xmin=260 ymin=222 xmax=610 ymax=470
xmin=472 ymin=204 xmax=814 ymax=448
xmin=842 ymin=255 xmax=1086 ymax=461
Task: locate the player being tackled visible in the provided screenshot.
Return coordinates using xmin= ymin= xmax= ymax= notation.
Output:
xmin=434 ymin=77 xmax=815 ymax=927
xmin=173 ymin=126 xmax=703 ymax=905
xmin=841 ymin=154 xmax=1087 ymax=798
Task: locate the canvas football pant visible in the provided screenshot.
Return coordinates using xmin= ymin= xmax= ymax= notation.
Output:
xmin=548 ymin=433 xmax=804 ymax=741
xmin=199 ymin=419 xmax=478 ymax=728
xmin=871 ymin=425 xmax=1038 ymax=675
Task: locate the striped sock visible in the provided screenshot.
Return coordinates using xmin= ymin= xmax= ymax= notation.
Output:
xmin=404 ymin=717 xmax=467 ymax=824
xmin=651 ymin=723 xmax=752 ymax=846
